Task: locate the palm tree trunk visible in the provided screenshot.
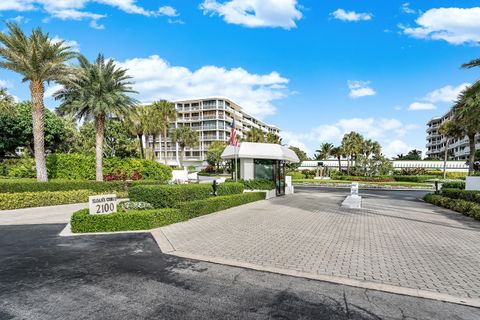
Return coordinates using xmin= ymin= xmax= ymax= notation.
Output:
xmin=468 ymin=134 xmax=476 ymax=176
xmin=443 ymin=140 xmax=448 ymax=179
xmin=163 ymin=128 xmax=168 ymax=165
xmin=151 ymin=135 xmax=156 ymax=161
xmin=337 ymin=156 xmax=341 ymax=171
xmin=181 ymin=146 xmax=185 ymax=169
xmin=95 ymin=113 xmax=106 ymax=181
xmin=30 ymin=81 xmax=48 ymax=182
xmin=137 ymin=134 xmax=144 ymax=159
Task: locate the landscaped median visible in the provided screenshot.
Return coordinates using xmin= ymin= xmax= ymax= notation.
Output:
xmin=70 ymin=191 xmax=266 ymax=233
xmin=424 ymin=186 xmax=480 ymax=221
xmin=293 ymin=179 xmax=434 ymax=189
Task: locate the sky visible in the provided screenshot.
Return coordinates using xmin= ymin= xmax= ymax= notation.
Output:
xmin=0 ymin=0 xmax=479 ymax=158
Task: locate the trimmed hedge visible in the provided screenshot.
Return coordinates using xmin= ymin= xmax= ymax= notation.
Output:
xmin=71 ymin=208 xmax=185 ymax=233
xmin=330 ymin=174 xmax=395 ymax=182
xmin=129 ymin=183 xmax=244 ymax=208
xmin=240 ymin=179 xmax=275 ymax=190
xmin=173 ymin=192 xmax=266 ymax=218
xmin=0 ymin=179 xmax=164 ymax=194
xmin=441 ymin=188 xmax=480 ymax=205
xmin=424 ymin=194 xmax=480 ymax=220
xmin=393 ymin=175 xmax=438 ymax=183
xmin=0 ymin=189 xmax=95 ymax=210
xmin=442 ymin=181 xmax=465 ymax=190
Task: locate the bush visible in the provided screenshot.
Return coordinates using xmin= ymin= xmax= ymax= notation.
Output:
xmin=46 ymin=153 xmax=172 ymax=181
xmin=118 ymin=201 xmax=154 ymax=211
xmin=442 ymin=181 xmax=465 ymax=190
xmin=301 ymin=169 xmax=316 ymax=179
xmin=173 ymin=192 xmax=265 ymax=219
xmin=441 ymin=188 xmax=480 ymax=204
xmin=240 ymin=179 xmax=275 ymax=190
xmin=6 ymin=158 xmax=36 ymax=178
xmin=330 ymin=173 xmax=395 ymax=182
xmin=70 ymin=208 xmax=185 ymax=233
xmin=424 ymin=193 xmax=480 ymax=220
xmin=216 ymin=182 xmax=244 ymax=195
xmin=286 ymin=171 xmax=305 ymax=179
xmin=393 ymin=175 xmax=438 ymax=183
xmin=0 ymin=179 xmax=164 ymax=194
xmin=0 ymin=189 xmax=95 ymax=210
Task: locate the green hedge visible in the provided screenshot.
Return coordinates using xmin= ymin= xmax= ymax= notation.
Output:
xmin=173 ymin=192 xmax=265 ymax=218
xmin=424 ymin=194 xmax=480 ymax=220
xmin=129 ymin=183 xmax=244 ymax=208
xmin=331 ymin=175 xmax=395 ymax=182
xmin=0 ymin=179 xmax=165 ymax=194
xmin=441 ymin=188 xmax=480 ymax=204
xmin=393 ymin=175 xmax=438 ymax=183
xmin=0 ymin=189 xmax=96 ymax=210
xmin=442 ymin=181 xmax=465 ymax=190
xmin=70 ymin=208 xmax=185 ymax=233
xmin=240 ymin=179 xmax=275 ymax=190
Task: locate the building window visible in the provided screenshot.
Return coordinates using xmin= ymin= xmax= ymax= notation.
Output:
xmin=254 ymin=159 xmax=274 ymax=180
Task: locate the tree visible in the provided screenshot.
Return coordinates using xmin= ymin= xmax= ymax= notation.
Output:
xmin=54 ymin=54 xmax=137 ymax=181
xmin=331 ymin=146 xmax=344 ymax=171
xmin=143 ymin=104 xmax=163 ymax=161
xmin=265 ymin=132 xmax=282 ymax=144
xmin=171 ymin=125 xmax=199 ymax=169
xmin=152 ymin=100 xmax=176 ymax=164
xmin=287 ymin=146 xmax=308 ymax=170
xmin=462 ymin=58 xmax=480 ymax=69
xmin=341 ymin=132 xmax=364 ymax=170
xmin=245 ymin=127 xmax=265 ymax=143
xmin=315 ymin=142 xmax=334 ymax=160
xmin=396 ymin=149 xmax=422 ymax=160
xmin=438 ymin=120 xmax=463 ymax=179
xmin=452 ymin=82 xmax=480 ymax=176
xmin=0 ymin=23 xmax=76 ymax=181
xmin=0 ymin=88 xmax=15 ymax=114
xmin=124 ymin=105 xmax=148 ymax=159
xmin=206 ymin=141 xmax=227 ymax=171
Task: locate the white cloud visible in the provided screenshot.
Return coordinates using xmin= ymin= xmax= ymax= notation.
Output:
xmin=117 ymin=55 xmax=289 ymax=118
xmin=281 ymin=117 xmax=420 ymax=157
xmin=51 ymin=35 xmax=80 ymax=51
xmin=200 ymin=0 xmax=302 ymax=29
xmin=401 ymin=3 xmax=418 ymax=15
xmin=44 ymin=84 xmax=63 ymax=98
xmin=408 ymin=102 xmax=436 ymax=110
xmin=0 ymin=1 xmax=181 ymax=29
xmin=7 ymin=15 xmax=30 ymax=23
xmin=423 ymin=82 xmax=470 ymax=103
xmin=383 ymin=139 xmax=417 ymax=158
xmin=0 ymin=79 xmax=11 ymax=88
xmin=400 ymin=7 xmax=480 ymax=45
xmin=331 ymin=9 xmax=372 ymax=22
xmin=348 ymin=80 xmax=376 ymax=98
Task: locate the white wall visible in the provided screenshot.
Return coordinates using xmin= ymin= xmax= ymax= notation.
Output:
xmin=240 ymin=159 xmax=254 ymax=180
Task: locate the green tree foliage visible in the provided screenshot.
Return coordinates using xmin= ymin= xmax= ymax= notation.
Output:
xmin=245 ymin=127 xmax=265 ymax=143
xmin=287 ymin=146 xmax=308 ymax=170
xmin=171 ymin=125 xmax=199 ymax=168
xmin=395 ymin=149 xmax=422 ymax=160
xmin=315 ymin=142 xmax=334 ymax=160
xmin=265 ymin=132 xmax=282 ymax=144
xmin=206 ymin=141 xmax=227 ymax=171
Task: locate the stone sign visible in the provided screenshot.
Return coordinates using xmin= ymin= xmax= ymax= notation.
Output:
xmin=89 ymin=194 xmax=117 ymax=215
xmin=351 ymin=182 xmax=359 ymax=196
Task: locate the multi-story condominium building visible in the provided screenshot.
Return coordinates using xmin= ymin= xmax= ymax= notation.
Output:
xmin=426 ymin=109 xmax=480 ymax=160
xmin=146 ymin=97 xmax=280 ymax=167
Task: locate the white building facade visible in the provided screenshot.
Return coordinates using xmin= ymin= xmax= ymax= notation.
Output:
xmin=146 ymin=97 xmax=280 ymax=167
xmin=426 ymin=110 xmax=480 ymax=160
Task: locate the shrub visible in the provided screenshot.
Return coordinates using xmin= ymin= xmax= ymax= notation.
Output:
xmin=423 ymin=193 xmax=480 ymax=220
xmin=7 ymin=158 xmax=36 ymax=178
xmin=240 ymin=179 xmax=275 ymax=190
xmin=118 ymin=201 xmax=154 ymax=211
xmin=70 ymin=208 xmax=185 ymax=233
xmin=0 ymin=179 xmax=164 ymax=194
xmin=0 ymin=189 xmax=95 ymax=210
xmin=301 ymin=169 xmax=316 ymax=179
xmin=330 ymin=174 xmax=395 ymax=182
xmin=393 ymin=175 xmax=438 ymax=183
xmin=441 ymin=188 xmax=480 ymax=204
xmin=129 ymin=184 xmax=213 ymax=208
xmin=216 ymin=182 xmax=244 ymax=195
xmin=442 ymin=181 xmax=465 ymax=189
xmin=173 ymin=192 xmax=265 ymax=219
xmin=286 ymin=171 xmax=305 ymax=179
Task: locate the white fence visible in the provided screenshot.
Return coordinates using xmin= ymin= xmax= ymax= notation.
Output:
xmin=299 ymin=160 xmax=469 ymax=172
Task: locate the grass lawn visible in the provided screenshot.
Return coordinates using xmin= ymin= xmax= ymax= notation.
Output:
xmin=293 ymin=179 xmax=433 ymax=188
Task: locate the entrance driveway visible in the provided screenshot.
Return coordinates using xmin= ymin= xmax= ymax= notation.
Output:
xmin=157 ymin=188 xmax=480 ymax=306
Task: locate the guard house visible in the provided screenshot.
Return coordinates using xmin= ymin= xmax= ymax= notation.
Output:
xmin=221 ymin=142 xmax=300 ymax=196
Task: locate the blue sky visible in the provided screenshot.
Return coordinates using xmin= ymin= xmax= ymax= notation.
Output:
xmin=0 ymin=0 xmax=479 ymax=157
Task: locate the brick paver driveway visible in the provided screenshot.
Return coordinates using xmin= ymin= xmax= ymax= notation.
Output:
xmin=157 ymin=188 xmax=480 ymax=306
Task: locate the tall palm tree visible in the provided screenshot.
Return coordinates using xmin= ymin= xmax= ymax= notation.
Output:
xmin=0 ymin=23 xmax=76 ymax=181
xmin=266 ymin=132 xmax=282 ymax=144
xmin=331 ymin=146 xmax=344 ymax=171
xmin=315 ymin=142 xmax=334 ymax=160
xmin=438 ymin=120 xmax=463 ymax=179
xmin=151 ymin=100 xmax=176 ymax=164
xmin=125 ymin=105 xmax=148 ymax=159
xmin=245 ymin=127 xmax=265 ymax=143
xmin=453 ymin=82 xmax=480 ymax=176
xmin=171 ymin=125 xmax=199 ymax=168
xmin=143 ymin=105 xmax=163 ymax=161
xmin=362 ymin=139 xmax=381 ymax=158
xmin=0 ymin=88 xmax=15 ymax=114
xmin=462 ymin=58 xmax=480 ymax=69
xmin=342 ymin=131 xmax=364 ymax=170
xmin=54 ymin=54 xmax=137 ymax=181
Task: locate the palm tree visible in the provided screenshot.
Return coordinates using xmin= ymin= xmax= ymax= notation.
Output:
xmin=171 ymin=125 xmax=199 ymax=168
xmin=331 ymin=146 xmax=344 ymax=171
xmin=266 ymin=132 xmax=282 ymax=144
xmin=143 ymin=105 xmax=163 ymax=161
xmin=0 ymin=88 xmax=15 ymax=114
xmin=438 ymin=120 xmax=463 ymax=179
xmin=0 ymin=23 xmax=76 ymax=181
xmin=362 ymin=139 xmax=381 ymax=158
xmin=462 ymin=58 xmax=480 ymax=69
xmin=54 ymin=54 xmax=137 ymax=181
xmin=245 ymin=127 xmax=265 ymax=143
xmin=125 ymin=105 xmax=148 ymax=159
xmin=315 ymin=142 xmax=334 ymax=160
xmin=151 ymin=100 xmax=176 ymax=164
xmin=341 ymin=131 xmax=364 ymax=170
xmin=452 ymin=82 xmax=480 ymax=176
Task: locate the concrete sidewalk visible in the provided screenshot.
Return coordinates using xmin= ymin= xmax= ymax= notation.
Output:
xmin=0 ymin=203 xmax=87 ymax=225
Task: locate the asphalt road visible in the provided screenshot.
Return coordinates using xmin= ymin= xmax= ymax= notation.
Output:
xmin=1 ymin=222 xmax=479 ymax=319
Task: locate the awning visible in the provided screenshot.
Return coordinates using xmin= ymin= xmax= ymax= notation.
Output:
xmin=221 ymin=142 xmax=300 ymax=163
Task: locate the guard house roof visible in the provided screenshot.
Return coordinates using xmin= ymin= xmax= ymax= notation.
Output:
xmin=221 ymin=142 xmax=300 ymax=163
